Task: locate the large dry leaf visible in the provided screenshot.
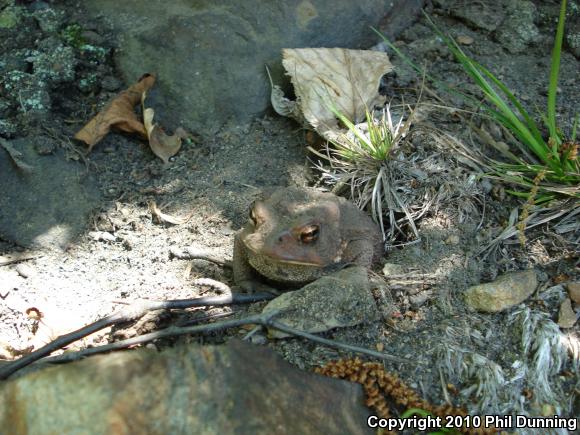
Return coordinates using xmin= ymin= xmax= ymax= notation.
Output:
xmin=278 ymin=48 xmax=393 ymax=137
xmin=74 ymin=74 xmax=156 ymax=151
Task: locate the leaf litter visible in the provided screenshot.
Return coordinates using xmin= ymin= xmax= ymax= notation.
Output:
xmin=75 ymin=73 xmax=187 ymax=163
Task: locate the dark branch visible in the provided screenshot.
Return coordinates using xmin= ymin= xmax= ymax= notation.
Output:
xmin=0 ymin=292 xmax=273 ymax=380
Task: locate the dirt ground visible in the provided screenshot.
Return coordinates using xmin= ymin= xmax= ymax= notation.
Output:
xmin=1 ymin=0 xmax=578 ymax=424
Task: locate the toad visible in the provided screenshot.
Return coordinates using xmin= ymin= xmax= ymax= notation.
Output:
xmin=233 ymin=187 xmax=382 ymax=292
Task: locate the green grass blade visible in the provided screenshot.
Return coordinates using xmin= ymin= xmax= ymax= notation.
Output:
xmin=547 ymin=0 xmax=567 ymax=141
xmin=473 ymin=61 xmax=545 ymax=147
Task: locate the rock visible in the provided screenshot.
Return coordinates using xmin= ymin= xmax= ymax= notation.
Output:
xmin=0 ymin=137 xmax=101 ymax=249
xmin=444 ymin=234 xmax=460 ymax=245
xmin=456 ymin=35 xmax=474 ymax=45
xmin=374 ymin=0 xmax=424 ymax=40
xmin=558 ymin=298 xmax=577 ymax=329
xmin=32 ymin=7 xmax=65 ymax=33
xmin=81 ymin=30 xmax=105 ymax=46
xmin=2 ymin=70 xmax=51 ymax=115
xmin=0 ymin=98 xmax=13 ymax=117
xmin=32 ymin=43 xmax=77 ymax=85
xmin=79 ymin=0 xmax=402 ymax=134
xmin=494 ymin=1 xmax=540 ymax=54
xmin=382 ymin=263 xmax=406 ymax=276
xmin=445 ymin=1 xmax=505 ymax=32
xmin=88 ymin=231 xmax=116 ymax=243
xmin=0 ymin=341 xmax=371 ymax=434
xmin=409 ymin=290 xmax=432 ymax=308
xmin=32 ymin=135 xmax=57 ymax=155
xmin=15 ymin=263 xmax=35 ymax=279
xmin=464 ymin=269 xmax=537 ymax=312
xmin=565 ymin=14 xmax=580 ymax=59
xmin=262 ymin=266 xmax=379 ymax=338
xmin=0 ymin=119 xmax=17 ymax=138
xmin=567 ymin=282 xmax=580 ymax=304
xmin=100 ymin=75 xmax=122 ymax=92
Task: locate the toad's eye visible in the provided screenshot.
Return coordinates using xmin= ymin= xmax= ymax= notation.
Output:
xmin=300 ymin=225 xmax=319 ymax=243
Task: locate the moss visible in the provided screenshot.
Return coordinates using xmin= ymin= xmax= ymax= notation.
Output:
xmin=0 ymin=6 xmax=21 ymax=29
xmin=60 ymin=23 xmax=86 ymax=49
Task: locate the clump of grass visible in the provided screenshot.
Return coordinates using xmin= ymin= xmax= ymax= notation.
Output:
xmin=374 ymin=0 xmax=578 ymax=202
xmin=429 ymin=2 xmax=578 ymax=201
xmin=372 ymin=0 xmax=578 ymax=252
xmin=310 ymin=105 xmax=418 ymax=243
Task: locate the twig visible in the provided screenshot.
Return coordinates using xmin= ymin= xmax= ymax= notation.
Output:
xmin=439 ymin=366 xmax=452 ymax=405
xmin=169 ymin=246 xmax=232 ymax=268
xmin=0 ymin=292 xmax=274 ymax=380
xmin=0 ymin=252 xmax=41 ymax=267
xmin=42 ymin=313 xmax=276 ymax=364
xmin=30 ymin=312 xmax=414 ymax=369
xmin=265 ymin=319 xmax=412 ymax=365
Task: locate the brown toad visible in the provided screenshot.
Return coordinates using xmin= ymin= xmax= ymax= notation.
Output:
xmin=233 ymin=187 xmax=382 ymax=292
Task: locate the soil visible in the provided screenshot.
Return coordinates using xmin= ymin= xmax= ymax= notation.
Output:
xmin=1 ymin=0 xmax=578 ymax=425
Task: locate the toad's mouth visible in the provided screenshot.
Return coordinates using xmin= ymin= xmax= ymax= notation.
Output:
xmin=244 ymin=243 xmax=325 ymax=267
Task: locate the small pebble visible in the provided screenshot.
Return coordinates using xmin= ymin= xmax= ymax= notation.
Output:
xmin=16 ymin=263 xmax=36 ymax=279
xmin=382 ymin=263 xmax=405 ymax=276
xmin=558 ymin=298 xmax=577 ymax=329
xmin=410 ymin=291 xmax=432 ymax=308
xmin=445 ymin=234 xmax=460 ymax=245
xmin=88 ymin=231 xmax=116 ymax=242
xmin=457 ymin=35 xmax=474 ymax=45
xmin=81 ymin=30 xmax=104 ymax=45
xmin=567 ymin=282 xmax=580 ymax=304
xmin=101 ymin=76 xmax=122 ymax=92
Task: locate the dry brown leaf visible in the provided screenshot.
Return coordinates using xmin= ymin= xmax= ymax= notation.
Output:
xmin=279 ymin=48 xmax=393 ymax=137
xmin=142 ymin=100 xmax=187 ymax=164
xmin=74 ymin=74 xmax=156 ymax=151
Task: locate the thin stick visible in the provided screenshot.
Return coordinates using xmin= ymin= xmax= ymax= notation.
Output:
xmin=266 ymin=320 xmax=412 ymax=364
xmin=28 ymin=313 xmax=414 ymax=368
xmin=42 ymin=313 xmax=272 ymax=364
xmin=0 ymin=292 xmax=273 ymax=380
xmin=0 ymin=252 xmax=41 ymax=267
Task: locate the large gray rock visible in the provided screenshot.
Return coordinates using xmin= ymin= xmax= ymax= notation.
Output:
xmin=263 ymin=266 xmax=379 ymax=338
xmin=0 ymin=340 xmax=372 ymax=434
xmin=494 ymin=0 xmax=540 ymax=53
xmin=80 ymin=0 xmax=401 ymax=134
xmin=0 ymin=137 xmax=100 ymax=249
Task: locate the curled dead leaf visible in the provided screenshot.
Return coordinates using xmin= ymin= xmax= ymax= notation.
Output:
xmin=274 ymin=48 xmax=393 ymax=139
xmin=75 ymin=73 xmax=187 ymax=163
xmin=74 ymin=74 xmax=156 ymax=151
xmin=142 ymin=99 xmax=187 ymax=164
